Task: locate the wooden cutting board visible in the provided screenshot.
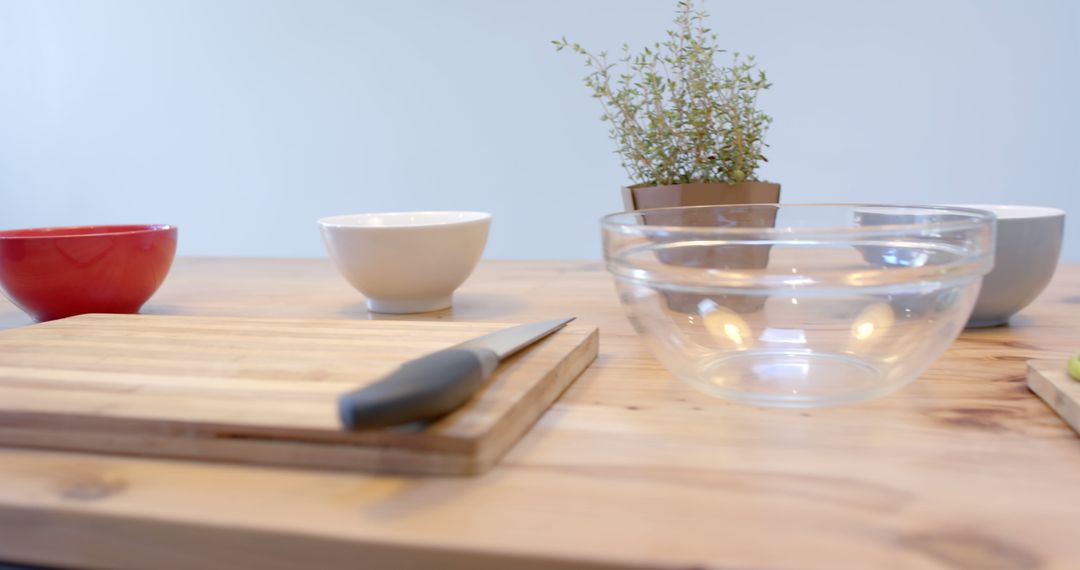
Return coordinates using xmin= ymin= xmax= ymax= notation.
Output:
xmin=1027 ymin=359 xmax=1080 ymax=435
xmin=0 ymin=314 xmax=598 ymax=476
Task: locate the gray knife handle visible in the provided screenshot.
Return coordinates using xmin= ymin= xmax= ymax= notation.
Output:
xmin=338 ymin=347 xmax=499 ymax=430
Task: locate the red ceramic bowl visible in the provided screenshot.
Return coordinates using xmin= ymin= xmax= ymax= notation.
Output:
xmin=0 ymin=224 xmax=178 ymax=321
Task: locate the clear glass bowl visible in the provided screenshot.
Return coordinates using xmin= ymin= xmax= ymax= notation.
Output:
xmin=602 ymin=204 xmax=995 ymax=407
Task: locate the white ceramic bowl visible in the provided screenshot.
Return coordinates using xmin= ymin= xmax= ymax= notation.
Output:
xmin=950 ymin=204 xmax=1065 ymax=327
xmin=318 ymin=211 xmax=491 ymax=314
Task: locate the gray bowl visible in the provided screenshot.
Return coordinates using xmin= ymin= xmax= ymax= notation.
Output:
xmin=953 ymin=205 xmax=1065 ymax=327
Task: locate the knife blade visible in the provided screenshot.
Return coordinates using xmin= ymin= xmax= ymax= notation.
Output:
xmin=338 ymin=317 xmax=575 ymax=430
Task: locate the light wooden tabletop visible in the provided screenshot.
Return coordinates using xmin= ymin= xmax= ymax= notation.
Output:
xmin=1 ymin=258 xmax=1078 ymax=570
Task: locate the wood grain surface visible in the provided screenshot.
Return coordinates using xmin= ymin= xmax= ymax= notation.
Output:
xmin=0 ymin=314 xmax=598 ymax=476
xmin=0 ymin=259 xmax=1078 ymax=570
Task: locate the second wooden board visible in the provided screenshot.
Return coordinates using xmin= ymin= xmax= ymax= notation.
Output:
xmin=1027 ymin=359 xmax=1080 ymax=436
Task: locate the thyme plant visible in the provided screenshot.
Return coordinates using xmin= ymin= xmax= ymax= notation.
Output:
xmin=554 ymin=0 xmax=772 ymax=186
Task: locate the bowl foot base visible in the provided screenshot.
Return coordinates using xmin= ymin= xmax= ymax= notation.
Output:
xmin=965 ymin=316 xmax=1011 ymax=328
xmin=366 ymin=296 xmax=452 ymax=314
xmin=686 ymin=351 xmax=901 ymax=408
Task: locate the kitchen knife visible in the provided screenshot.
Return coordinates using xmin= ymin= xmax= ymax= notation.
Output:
xmin=338 ymin=317 xmax=575 ymax=430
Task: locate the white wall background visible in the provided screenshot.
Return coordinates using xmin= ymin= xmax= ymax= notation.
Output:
xmin=1 ymin=0 xmax=1077 ymax=260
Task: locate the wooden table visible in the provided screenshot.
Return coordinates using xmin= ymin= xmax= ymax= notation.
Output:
xmin=1 ymin=258 xmax=1078 ymax=570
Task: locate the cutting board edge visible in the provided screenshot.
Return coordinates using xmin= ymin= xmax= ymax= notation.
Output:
xmin=0 ymin=426 xmax=482 ymax=476
xmin=470 ymin=326 xmax=600 ymax=473
xmin=1026 ymin=359 xmax=1080 ymax=435
xmin=26 ymin=312 xmax=586 ymax=331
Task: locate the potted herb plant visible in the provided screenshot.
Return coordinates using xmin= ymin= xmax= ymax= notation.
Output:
xmin=555 ymin=0 xmax=777 ymax=210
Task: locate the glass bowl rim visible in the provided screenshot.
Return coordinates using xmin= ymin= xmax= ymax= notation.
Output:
xmin=600 ymin=203 xmax=995 ymax=237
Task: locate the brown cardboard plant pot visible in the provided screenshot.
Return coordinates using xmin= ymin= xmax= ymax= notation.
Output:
xmin=621 ymin=181 xmax=780 ymax=211
xmin=622 ymin=181 xmax=781 ymax=315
